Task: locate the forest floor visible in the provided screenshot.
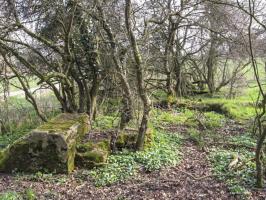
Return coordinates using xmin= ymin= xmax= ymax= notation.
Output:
xmin=0 ymin=132 xmax=233 ymax=200
xmin=0 ymin=96 xmax=266 ymax=200
xmin=1 ymin=120 xmax=266 ymax=200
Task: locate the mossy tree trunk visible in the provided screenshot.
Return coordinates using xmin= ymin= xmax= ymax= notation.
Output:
xmin=125 ymin=0 xmax=151 ymax=151
xmin=256 ymin=125 xmax=266 ymax=188
xmin=164 ymin=10 xmax=177 ymax=106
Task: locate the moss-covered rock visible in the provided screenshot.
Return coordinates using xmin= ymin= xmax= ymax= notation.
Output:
xmin=0 ymin=113 xmax=89 ymax=173
xmin=116 ymin=132 xmax=137 ymax=150
xmin=116 ymin=127 xmax=154 ymax=150
xmin=75 ymin=139 xmax=110 ymax=168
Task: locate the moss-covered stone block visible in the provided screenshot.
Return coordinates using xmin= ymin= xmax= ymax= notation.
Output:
xmin=116 ymin=132 xmax=137 ymax=150
xmin=0 ymin=113 xmax=89 ymax=173
xmin=75 ymin=139 xmax=110 ymax=168
xmin=116 ymin=127 xmax=154 ymax=150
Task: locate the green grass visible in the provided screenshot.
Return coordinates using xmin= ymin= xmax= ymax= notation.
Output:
xmin=0 ymin=77 xmax=38 ymax=93
xmin=197 ymin=97 xmax=255 ymax=120
xmin=0 ymin=191 xmax=22 ymax=200
xmin=151 ymin=108 xmax=195 ymax=127
xmin=0 ymin=96 xmax=60 ymax=149
xmin=204 ymin=112 xmax=226 ymax=128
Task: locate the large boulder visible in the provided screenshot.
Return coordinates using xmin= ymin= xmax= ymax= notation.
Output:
xmin=0 ymin=113 xmax=89 ymax=173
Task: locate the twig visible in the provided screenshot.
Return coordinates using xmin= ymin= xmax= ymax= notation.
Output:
xmin=177 ymin=170 xmax=216 ymax=180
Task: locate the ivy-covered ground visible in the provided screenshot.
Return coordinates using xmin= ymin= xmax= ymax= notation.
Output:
xmin=0 ymin=94 xmax=266 ymax=199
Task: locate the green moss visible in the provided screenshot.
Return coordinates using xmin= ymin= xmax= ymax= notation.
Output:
xmin=83 ymin=150 xmax=107 ymax=163
xmin=116 ymin=132 xmax=137 ymax=150
xmin=67 ymin=142 xmax=76 ymax=173
xmin=97 ymin=140 xmax=110 ymax=152
xmin=75 ymin=149 xmax=108 ymax=168
xmin=116 ymin=133 xmax=126 ymax=149
xmin=75 ymin=139 xmax=111 ymax=168
xmin=1 ymin=135 xmax=65 ymax=173
xmin=0 ymin=149 xmax=8 ymax=170
xmin=77 ymin=114 xmax=90 ymax=138
xmin=144 ymin=125 xmax=155 ymax=149
xmin=77 ymin=142 xmax=94 ymax=152
xmin=115 ymin=125 xmax=154 ymax=151
xmin=39 ymin=113 xmax=89 ymax=136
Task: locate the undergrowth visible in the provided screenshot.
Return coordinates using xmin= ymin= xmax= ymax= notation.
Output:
xmin=89 ymin=130 xmax=182 ymax=186
xmin=151 ymin=108 xmax=194 ymax=127
xmin=209 ymin=134 xmax=257 ymax=199
xmin=0 ymin=188 xmax=36 ymax=200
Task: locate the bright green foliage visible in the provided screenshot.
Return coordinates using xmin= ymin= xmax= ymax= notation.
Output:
xmin=204 ymin=112 xmax=226 ymax=128
xmin=209 ymin=149 xmax=255 ymax=198
xmin=200 ymin=97 xmax=256 ymax=121
xmin=92 ymin=115 xmax=119 ymax=130
xmin=89 ymin=130 xmax=182 ymax=186
xmin=222 ymin=103 xmax=255 ymax=121
xmin=24 ymin=188 xmax=37 ymax=200
xmin=0 ymin=191 xmax=22 ymax=200
xmin=151 ymin=109 xmax=194 ymax=127
xmin=89 ymin=153 xmax=138 ymax=186
xmin=228 ymin=134 xmax=256 ymax=148
xmin=134 ymin=131 xmax=182 ymax=171
xmin=0 ymin=188 xmax=37 ymax=200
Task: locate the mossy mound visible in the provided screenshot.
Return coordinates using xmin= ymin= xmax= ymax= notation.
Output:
xmin=76 ymin=138 xmax=111 ymax=168
xmin=76 ymin=127 xmax=155 ymax=168
xmin=0 ymin=113 xmax=89 ymax=173
xmin=116 ymin=127 xmax=154 ymax=150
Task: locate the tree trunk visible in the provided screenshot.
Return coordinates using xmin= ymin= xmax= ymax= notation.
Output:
xmin=174 ymin=59 xmax=183 ymax=97
xmin=125 ymin=0 xmax=151 ymax=151
xmin=95 ymin=2 xmax=134 ymax=130
xmin=256 ymin=124 xmax=266 ymax=188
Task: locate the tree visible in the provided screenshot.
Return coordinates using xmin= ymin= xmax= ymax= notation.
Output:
xmin=125 ymin=0 xmax=151 ymax=150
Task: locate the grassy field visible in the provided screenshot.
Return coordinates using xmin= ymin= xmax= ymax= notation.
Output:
xmin=0 ymin=77 xmax=38 ymax=94
xmin=0 ymin=95 xmax=60 ymax=149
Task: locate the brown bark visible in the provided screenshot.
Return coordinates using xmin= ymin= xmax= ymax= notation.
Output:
xmin=125 ymin=0 xmax=151 ymax=151
xmin=256 ymin=125 xmax=266 ymax=188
